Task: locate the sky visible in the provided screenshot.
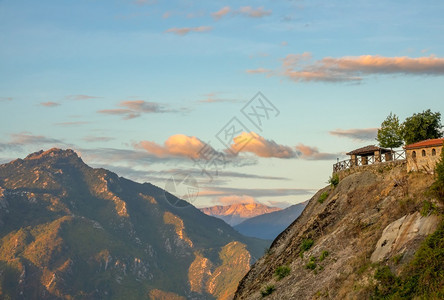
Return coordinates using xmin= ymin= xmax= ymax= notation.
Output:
xmin=1 ymin=0 xmax=443 ymax=209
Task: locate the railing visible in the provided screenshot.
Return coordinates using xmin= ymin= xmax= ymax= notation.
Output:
xmin=333 ymin=150 xmax=406 ymax=173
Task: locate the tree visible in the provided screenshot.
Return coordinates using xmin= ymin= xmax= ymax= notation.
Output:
xmin=376 ymin=112 xmax=403 ymax=149
xmin=402 ymin=109 xmax=443 ymax=145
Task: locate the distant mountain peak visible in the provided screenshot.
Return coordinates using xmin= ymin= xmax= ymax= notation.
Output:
xmin=200 ymin=203 xmax=282 ymax=226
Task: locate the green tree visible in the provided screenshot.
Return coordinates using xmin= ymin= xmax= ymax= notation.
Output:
xmin=376 ymin=112 xmax=403 ymax=149
xmin=402 ymin=109 xmax=443 ymax=145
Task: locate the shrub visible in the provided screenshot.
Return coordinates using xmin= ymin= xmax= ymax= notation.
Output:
xmin=328 ymin=174 xmax=339 ymax=188
xmin=261 ymin=284 xmax=275 ymax=297
xmin=318 ymin=192 xmax=329 ymax=204
xmin=420 ymin=200 xmax=436 ymax=217
xmin=275 ymin=265 xmax=291 ymax=280
xmin=300 ymin=238 xmax=314 ymax=252
xmin=319 ymin=250 xmax=329 ymax=261
xmin=306 ymin=257 xmax=317 ymax=270
xmin=392 ymin=253 xmax=403 ymax=265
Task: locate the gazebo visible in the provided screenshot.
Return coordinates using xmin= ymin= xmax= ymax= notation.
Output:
xmin=346 ymin=145 xmax=393 ymax=166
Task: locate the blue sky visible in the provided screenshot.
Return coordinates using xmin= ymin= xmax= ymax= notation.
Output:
xmin=1 ymin=0 xmax=443 ymax=208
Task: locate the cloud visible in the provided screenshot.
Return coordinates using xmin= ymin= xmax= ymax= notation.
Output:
xmin=249 ymin=53 xmax=444 ymax=83
xmin=162 ymin=11 xmax=171 ymax=19
xmin=295 ymin=144 xmax=338 ymax=160
xmin=231 ymin=132 xmax=297 ymax=158
xmin=212 ymin=6 xmax=271 ymax=20
xmin=82 ymin=136 xmax=114 ymax=143
xmin=165 ymin=26 xmax=212 ymax=36
xmin=245 ymin=68 xmax=272 ymax=74
xmin=0 ymin=133 xmax=66 ymax=153
xmin=66 ymin=94 xmax=101 ymax=100
xmin=282 ymin=54 xmax=444 ymax=82
xmin=98 ymin=100 xmax=175 ymax=119
xmin=136 ymin=134 xmax=214 ymax=159
xmin=10 ymin=133 xmax=63 ymax=145
xmin=54 ymin=121 xmax=90 ymax=126
xmin=0 ymin=97 xmax=13 ymax=101
xmin=238 ymin=6 xmax=272 ymax=18
xmin=217 ymin=195 xmax=256 ymax=205
xmin=40 ymin=101 xmax=60 ymax=107
xmin=197 ymin=93 xmax=242 ymax=104
xmin=212 ymin=6 xmax=231 ymax=20
xmin=199 ymin=187 xmax=315 ymax=198
xmin=329 ymin=128 xmax=378 ymax=141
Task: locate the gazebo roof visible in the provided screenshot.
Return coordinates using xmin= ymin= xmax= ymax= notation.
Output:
xmin=404 ymin=138 xmax=444 ymax=150
xmin=346 ymin=145 xmax=392 ymax=156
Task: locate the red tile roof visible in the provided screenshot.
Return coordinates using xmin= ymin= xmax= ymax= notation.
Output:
xmin=346 ymin=145 xmax=392 ymax=156
xmin=404 ymin=138 xmax=444 ymax=150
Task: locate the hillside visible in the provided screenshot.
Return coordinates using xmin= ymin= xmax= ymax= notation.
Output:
xmin=234 ymin=202 xmax=307 ymax=240
xmin=200 ymin=203 xmax=281 ymax=226
xmin=0 ymin=148 xmax=269 ymax=300
xmin=235 ymin=161 xmax=443 ymax=299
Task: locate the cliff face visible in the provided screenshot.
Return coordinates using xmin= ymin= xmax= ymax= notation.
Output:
xmin=235 ymin=161 xmax=442 ymax=299
xmin=0 ymin=149 xmax=269 ymax=300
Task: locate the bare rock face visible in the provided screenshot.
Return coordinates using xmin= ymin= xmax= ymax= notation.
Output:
xmin=371 ymin=212 xmax=440 ymax=262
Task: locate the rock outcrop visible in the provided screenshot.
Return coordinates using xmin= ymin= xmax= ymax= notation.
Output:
xmin=235 ymin=161 xmax=442 ymax=299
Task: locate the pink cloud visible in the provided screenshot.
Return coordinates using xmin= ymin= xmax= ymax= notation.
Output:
xmin=238 ymin=6 xmax=272 ymax=18
xmin=245 ymin=68 xmax=272 ymax=74
xmin=98 ymin=100 xmax=173 ymax=119
xmin=165 ymin=26 xmax=212 ymax=36
xmin=136 ymin=134 xmax=215 ymax=159
xmin=283 ymin=54 xmax=444 ymax=82
xmin=231 ymin=132 xmax=297 ymax=158
xmin=40 ymin=101 xmax=60 ymax=107
xmin=212 ymin=6 xmax=231 ymax=20
xmin=249 ymin=53 xmax=444 ymax=82
xmin=295 ymin=144 xmax=338 ymax=160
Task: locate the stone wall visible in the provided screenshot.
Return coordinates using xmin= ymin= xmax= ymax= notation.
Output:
xmin=334 ymin=160 xmax=406 ymax=180
xmin=406 ymin=146 xmax=442 ymax=173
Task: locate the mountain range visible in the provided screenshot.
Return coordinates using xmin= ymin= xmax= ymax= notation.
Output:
xmin=200 ymin=203 xmax=281 ymax=226
xmin=0 ymin=148 xmax=269 ymax=299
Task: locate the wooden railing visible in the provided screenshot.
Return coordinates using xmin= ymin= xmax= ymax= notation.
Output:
xmin=333 ymin=150 xmax=406 ymax=173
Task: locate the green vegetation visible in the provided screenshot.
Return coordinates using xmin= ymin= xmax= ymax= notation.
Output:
xmin=420 ymin=200 xmax=437 ymax=216
xmin=402 ymin=109 xmax=442 ymax=145
xmin=275 ymin=265 xmax=291 ymax=280
xmin=430 ymin=144 xmax=444 ymax=202
xmin=318 ymin=192 xmax=329 ymax=204
xmin=261 ymin=284 xmax=276 ymax=297
xmin=328 ymin=174 xmax=339 ymax=188
xmin=372 ymin=221 xmax=444 ymax=299
xmin=319 ymin=250 xmax=329 ymax=261
xmin=377 ymin=112 xmax=404 ymax=149
xmin=300 ymin=238 xmax=314 ymax=252
xmin=392 ymin=253 xmax=403 ymax=265
xmin=305 ymin=256 xmax=317 ymax=270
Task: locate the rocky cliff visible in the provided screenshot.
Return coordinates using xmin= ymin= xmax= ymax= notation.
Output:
xmin=234 ymin=161 xmax=443 ymax=299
